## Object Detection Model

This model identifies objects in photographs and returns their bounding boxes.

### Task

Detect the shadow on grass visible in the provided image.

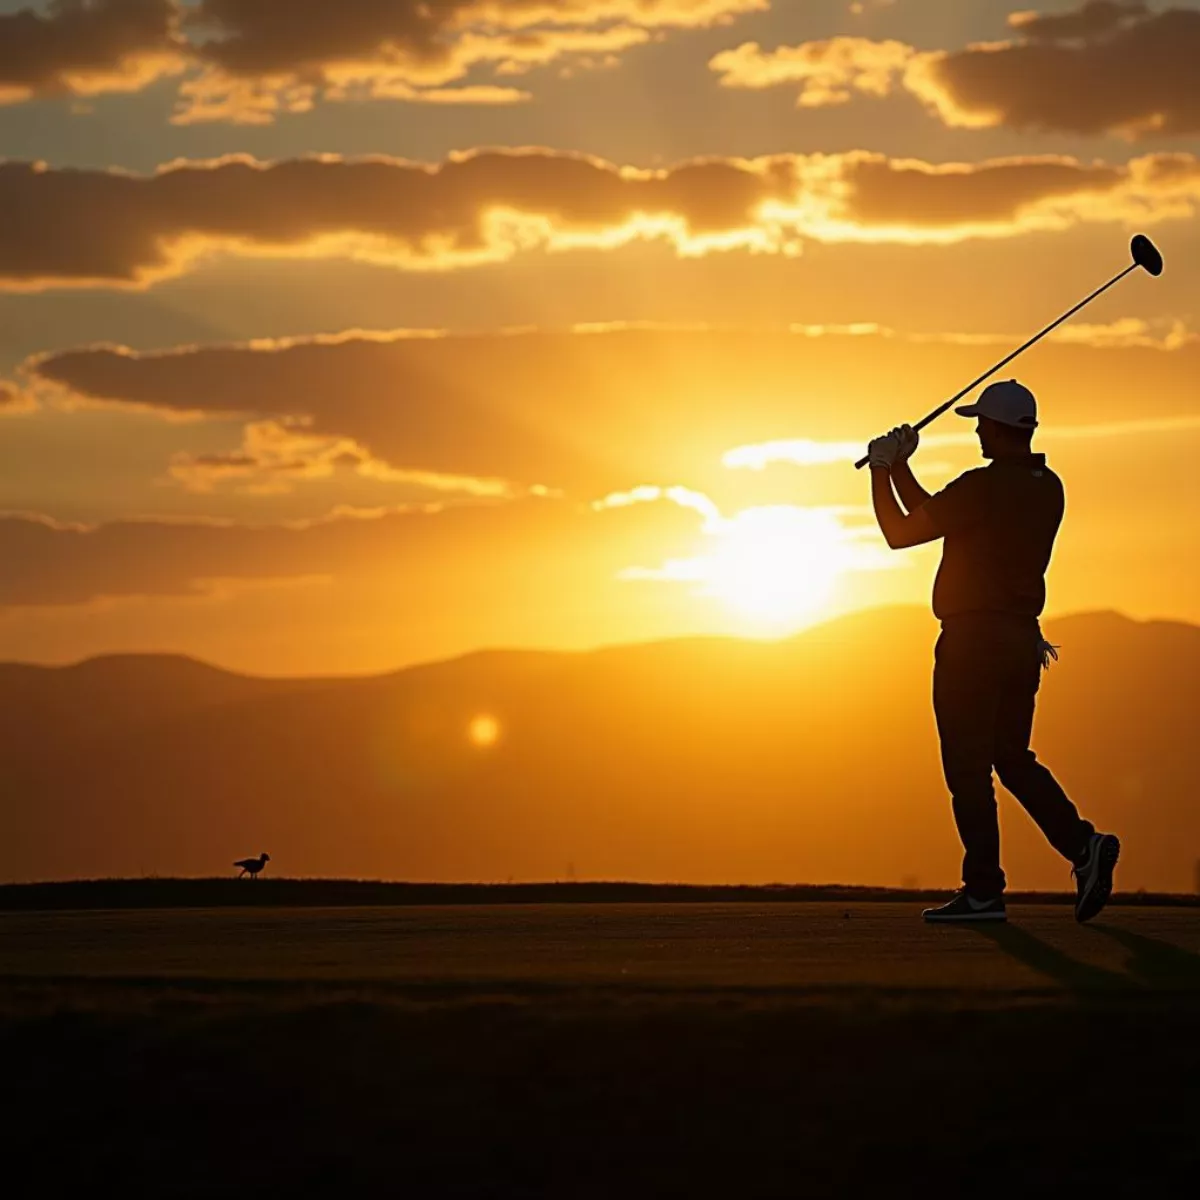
[1087,925,1200,989]
[966,923,1131,994]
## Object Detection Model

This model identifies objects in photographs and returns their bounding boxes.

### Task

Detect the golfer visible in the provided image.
[867,380,1119,923]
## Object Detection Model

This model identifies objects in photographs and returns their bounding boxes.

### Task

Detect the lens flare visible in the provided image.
[468,714,501,747]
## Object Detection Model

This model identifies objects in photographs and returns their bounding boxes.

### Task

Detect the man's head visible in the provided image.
[955,379,1037,459]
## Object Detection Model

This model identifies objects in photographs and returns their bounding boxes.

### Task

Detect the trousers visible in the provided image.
[932,613,1093,898]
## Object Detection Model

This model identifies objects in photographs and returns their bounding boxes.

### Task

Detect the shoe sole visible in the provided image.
[1075,834,1120,923]
[923,910,1007,923]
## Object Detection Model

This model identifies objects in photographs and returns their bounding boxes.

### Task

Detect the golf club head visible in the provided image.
[1131,233,1163,277]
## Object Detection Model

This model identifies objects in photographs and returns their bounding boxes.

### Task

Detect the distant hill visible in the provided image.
[0,654,339,756]
[1,607,1196,892]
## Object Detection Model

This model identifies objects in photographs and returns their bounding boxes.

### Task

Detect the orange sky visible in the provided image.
[0,0,1197,675]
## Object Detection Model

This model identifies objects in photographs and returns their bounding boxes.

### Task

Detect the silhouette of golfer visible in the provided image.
[867,381,1119,923]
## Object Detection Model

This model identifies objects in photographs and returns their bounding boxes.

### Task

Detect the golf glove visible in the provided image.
[867,431,902,470]
[892,424,919,463]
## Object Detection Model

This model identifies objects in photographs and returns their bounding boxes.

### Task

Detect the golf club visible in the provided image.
[854,234,1164,469]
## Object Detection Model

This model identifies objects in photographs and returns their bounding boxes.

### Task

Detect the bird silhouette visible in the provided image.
[234,852,270,879]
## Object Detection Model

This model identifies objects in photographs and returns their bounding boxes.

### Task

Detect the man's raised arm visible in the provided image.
[867,430,941,550]
[890,425,931,514]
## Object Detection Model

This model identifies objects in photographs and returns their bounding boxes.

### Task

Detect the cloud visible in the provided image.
[0,484,896,651]
[166,417,517,498]
[165,419,374,495]
[0,381,38,414]
[27,322,1200,507]
[0,0,763,119]
[709,36,915,107]
[35,326,779,493]
[723,439,872,470]
[0,151,797,290]
[0,0,186,104]
[834,152,1124,230]
[724,413,1200,470]
[810,149,1200,242]
[176,9,676,119]
[4,148,1199,292]
[1044,317,1197,350]
[0,492,705,608]
[593,484,722,524]
[184,0,758,77]
[171,72,533,124]
[910,4,1200,137]
[715,6,1200,139]
[1006,1,1147,42]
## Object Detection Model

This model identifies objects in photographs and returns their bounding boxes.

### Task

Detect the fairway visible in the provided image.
[4,900,1199,1196]
[4,901,1200,999]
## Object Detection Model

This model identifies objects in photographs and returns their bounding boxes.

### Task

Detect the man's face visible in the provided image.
[977,417,998,459]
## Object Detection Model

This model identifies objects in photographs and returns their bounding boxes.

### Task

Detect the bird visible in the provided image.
[234,853,270,879]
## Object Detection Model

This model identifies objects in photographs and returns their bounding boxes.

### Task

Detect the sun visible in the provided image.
[697,506,854,631]
[615,497,893,634]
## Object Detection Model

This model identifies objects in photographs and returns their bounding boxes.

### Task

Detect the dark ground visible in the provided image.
[4,876,1199,910]
[4,897,1199,1197]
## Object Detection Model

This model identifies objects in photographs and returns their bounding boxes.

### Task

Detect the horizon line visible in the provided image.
[0,603,1194,681]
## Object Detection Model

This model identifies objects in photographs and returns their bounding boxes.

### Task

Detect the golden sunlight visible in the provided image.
[620,504,892,633]
[702,506,847,628]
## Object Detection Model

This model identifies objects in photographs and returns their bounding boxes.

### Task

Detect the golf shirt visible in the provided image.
[922,453,1064,622]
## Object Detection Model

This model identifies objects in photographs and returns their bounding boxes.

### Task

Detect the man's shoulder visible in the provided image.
[983,458,1062,480]
[993,458,1064,486]
[946,466,991,490]
[1036,463,1066,505]
[924,466,991,534]
[927,466,989,509]
[989,457,1066,511]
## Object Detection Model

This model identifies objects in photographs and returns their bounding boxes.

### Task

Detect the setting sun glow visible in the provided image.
[621,504,891,633]
[703,507,849,628]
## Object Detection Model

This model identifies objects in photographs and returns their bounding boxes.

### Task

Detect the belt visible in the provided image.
[939,611,1061,670]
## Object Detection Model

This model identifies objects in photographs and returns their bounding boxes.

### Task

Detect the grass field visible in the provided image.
[4,896,1198,1196]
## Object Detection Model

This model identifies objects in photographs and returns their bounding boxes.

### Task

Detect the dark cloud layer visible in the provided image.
[4,149,1197,291]
[713,5,1200,140]
[33,327,832,492]
[839,153,1125,226]
[185,0,746,73]
[1007,1,1147,42]
[0,0,761,116]
[915,4,1200,136]
[0,0,182,101]
[30,324,1200,501]
[0,381,33,411]
[0,495,703,607]
[0,151,790,288]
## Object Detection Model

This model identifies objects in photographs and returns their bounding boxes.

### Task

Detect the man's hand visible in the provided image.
[888,423,930,512]
[893,424,919,463]
[867,431,902,470]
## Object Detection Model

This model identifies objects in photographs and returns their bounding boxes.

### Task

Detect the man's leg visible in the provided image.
[992,638,1093,864]
[933,627,1006,899]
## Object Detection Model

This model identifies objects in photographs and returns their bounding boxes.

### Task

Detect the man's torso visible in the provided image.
[923,454,1064,622]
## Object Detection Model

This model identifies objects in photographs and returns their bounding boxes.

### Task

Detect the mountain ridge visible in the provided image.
[2,605,1195,892]
[3,603,1190,681]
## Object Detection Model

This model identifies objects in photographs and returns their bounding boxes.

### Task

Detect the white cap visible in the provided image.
[955,380,1038,429]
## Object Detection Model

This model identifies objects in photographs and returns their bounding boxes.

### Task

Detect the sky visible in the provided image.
[1,0,1197,676]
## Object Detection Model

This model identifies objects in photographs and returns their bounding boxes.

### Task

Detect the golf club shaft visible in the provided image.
[853,261,1139,469]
